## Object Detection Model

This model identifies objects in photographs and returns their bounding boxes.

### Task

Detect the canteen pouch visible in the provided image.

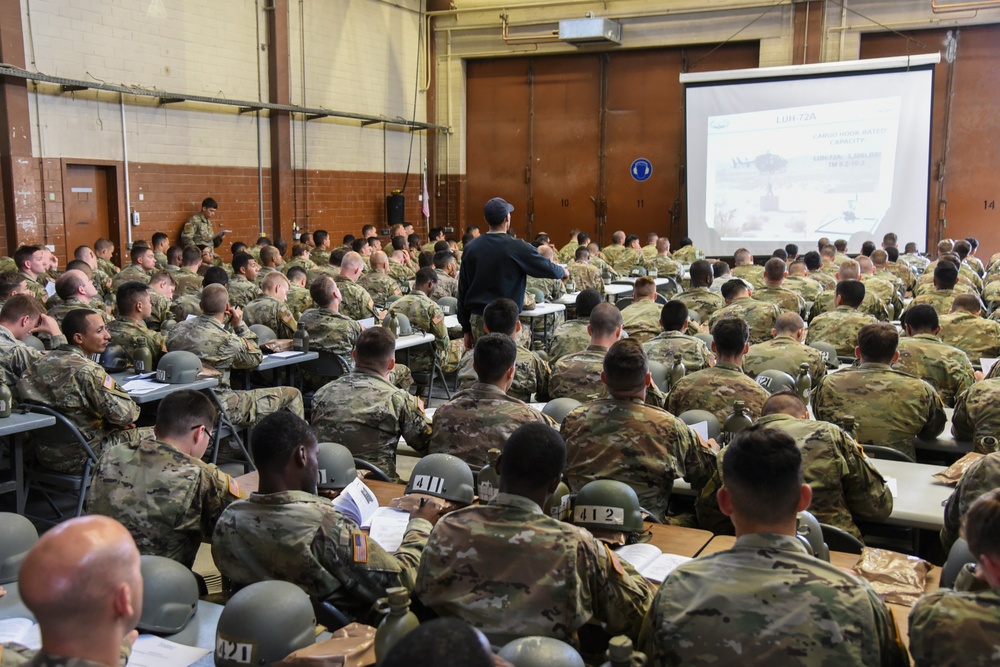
[276,622,376,667]
[852,547,933,606]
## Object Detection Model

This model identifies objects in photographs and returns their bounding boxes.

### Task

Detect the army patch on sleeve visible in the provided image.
[227,475,241,497]
[367,299,375,310]
[282,310,293,323]
[432,312,444,325]
[352,532,369,563]
[102,374,115,390]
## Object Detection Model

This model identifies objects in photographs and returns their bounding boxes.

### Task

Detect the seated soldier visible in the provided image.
[430,333,551,467]
[311,326,431,480]
[456,298,550,402]
[645,238,682,280]
[282,242,315,274]
[284,265,313,319]
[243,271,298,339]
[806,280,878,356]
[754,257,806,315]
[333,251,378,320]
[165,284,303,428]
[172,245,204,297]
[809,258,889,322]
[620,276,663,344]
[708,279,780,345]
[110,243,155,292]
[388,267,462,375]
[144,270,176,331]
[107,281,167,367]
[47,269,109,325]
[526,244,568,303]
[675,259,724,323]
[0,271,31,310]
[550,288,602,364]
[709,259,734,294]
[894,304,976,408]
[667,317,768,425]
[86,390,246,568]
[730,247,765,290]
[297,276,361,358]
[642,300,714,372]
[639,427,907,666]
[359,251,403,306]
[857,254,903,318]
[811,322,946,460]
[953,378,1000,455]
[429,250,459,300]
[227,252,263,309]
[904,261,961,317]
[939,293,1000,361]
[612,234,646,275]
[910,488,1000,666]
[754,391,892,539]
[416,422,653,647]
[212,411,444,622]
[671,237,703,264]
[0,295,63,402]
[561,339,718,523]
[744,312,826,382]
[783,258,823,302]
[18,309,149,473]
[254,244,284,287]
[940,451,1000,552]
[566,244,605,294]
[14,244,50,305]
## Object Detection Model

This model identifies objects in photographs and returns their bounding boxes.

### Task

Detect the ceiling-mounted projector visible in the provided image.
[558,17,622,45]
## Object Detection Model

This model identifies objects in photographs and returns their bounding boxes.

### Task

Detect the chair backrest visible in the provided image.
[819,522,865,555]
[941,538,976,588]
[860,444,914,463]
[656,276,683,297]
[22,405,98,465]
[300,352,353,380]
[654,293,668,305]
[615,296,634,311]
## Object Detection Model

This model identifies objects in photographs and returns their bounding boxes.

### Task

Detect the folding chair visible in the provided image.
[20,405,98,523]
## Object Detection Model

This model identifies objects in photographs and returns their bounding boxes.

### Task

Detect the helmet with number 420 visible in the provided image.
[572,479,644,534]
[405,453,474,504]
[214,580,315,667]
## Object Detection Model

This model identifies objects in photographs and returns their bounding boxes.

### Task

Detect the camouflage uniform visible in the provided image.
[753,285,806,315]
[894,333,975,407]
[621,300,663,344]
[674,287,725,323]
[671,245,703,264]
[951,380,1000,454]
[914,274,977,298]
[297,308,362,357]
[92,267,115,302]
[899,252,930,273]
[808,269,838,293]
[707,296,781,345]
[982,280,1000,312]
[180,213,214,248]
[243,295,298,339]
[549,318,591,364]
[311,368,431,481]
[212,490,431,617]
[885,262,917,293]
[456,343,550,403]
[755,413,893,538]
[388,291,457,374]
[562,398,718,522]
[526,275,567,303]
[907,286,963,316]
[86,437,243,568]
[550,345,666,407]
[811,362,946,460]
[861,274,903,318]
[429,383,552,467]
[783,275,823,302]
[145,290,172,331]
[557,240,579,264]
[642,331,714,373]
[387,260,415,284]
[743,334,826,383]
[938,311,1000,361]
[805,306,878,356]
[360,271,403,306]
[333,276,378,321]
[809,289,889,322]
[645,256,682,280]
[613,248,646,275]
[565,260,604,293]
[312,249,331,266]
[589,255,619,281]
[169,294,202,322]
[165,315,303,427]
[109,264,150,292]
[282,257,315,275]
[909,588,1000,667]
[415,493,653,647]
[20,272,48,305]
[97,257,119,277]
[429,269,458,300]
[285,284,312,320]
[172,267,203,298]
[940,451,1000,549]
[639,533,907,667]
[153,250,168,270]
[0,324,65,401]
[106,318,166,367]
[17,345,145,473]
[47,298,110,327]
[254,265,277,288]
[666,362,768,426]
[731,264,765,290]
[227,275,263,310]
[602,244,626,266]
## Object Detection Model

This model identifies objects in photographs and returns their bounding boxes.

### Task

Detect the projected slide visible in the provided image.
[706,97,900,242]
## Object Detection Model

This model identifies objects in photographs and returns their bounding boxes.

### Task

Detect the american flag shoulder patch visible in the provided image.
[352,532,369,563]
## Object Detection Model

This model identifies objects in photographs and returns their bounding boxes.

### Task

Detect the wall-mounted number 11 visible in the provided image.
[637,199,644,208]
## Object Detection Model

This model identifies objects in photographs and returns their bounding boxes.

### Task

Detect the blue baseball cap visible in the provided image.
[484,197,514,226]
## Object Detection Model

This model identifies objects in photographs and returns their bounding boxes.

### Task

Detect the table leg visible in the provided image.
[14,434,25,515]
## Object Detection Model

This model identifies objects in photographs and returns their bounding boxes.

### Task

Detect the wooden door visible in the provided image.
[62,163,120,264]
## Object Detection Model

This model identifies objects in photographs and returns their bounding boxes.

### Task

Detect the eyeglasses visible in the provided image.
[192,424,215,441]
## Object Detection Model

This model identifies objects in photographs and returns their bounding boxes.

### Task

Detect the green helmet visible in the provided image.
[0,512,38,584]
[215,581,315,667]
[572,480,645,534]
[437,296,458,315]
[527,287,546,304]
[316,442,357,491]
[541,397,581,425]
[94,344,129,372]
[677,409,721,441]
[754,369,796,395]
[169,294,202,321]
[497,637,584,667]
[383,311,413,337]
[249,324,277,344]
[405,453,474,504]
[159,319,178,335]
[23,335,44,352]
[156,350,202,384]
[694,332,715,349]
[542,481,571,521]
[138,555,199,634]
[647,360,669,392]
[808,341,840,369]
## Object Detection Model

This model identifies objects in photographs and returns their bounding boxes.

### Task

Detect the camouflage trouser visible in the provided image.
[36,425,153,474]
[389,365,413,390]
[217,387,304,427]
[471,313,532,349]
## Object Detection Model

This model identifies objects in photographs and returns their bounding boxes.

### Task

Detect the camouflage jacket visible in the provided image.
[172,267,203,298]
[938,311,1000,361]
[311,368,432,480]
[388,291,448,373]
[456,342,550,403]
[0,324,62,400]
[47,298,111,326]
[753,285,806,315]
[97,257,119,277]
[645,256,682,281]
[106,317,166,367]
[602,244,626,265]
[110,263,150,292]
[562,397,718,522]
[297,308,361,357]
[805,306,878,356]
[557,240,579,264]
[642,331,714,373]
[549,318,591,364]
[908,587,1000,667]
[415,492,653,647]
[621,300,664,345]
[674,287,725,323]
[86,437,242,568]
[894,333,975,408]
[671,245,704,263]
[360,271,404,306]
[429,269,458,300]
[550,345,666,408]
[952,381,1000,454]
[613,248,646,275]
[731,264,765,290]
[755,413,893,538]
[387,260,416,283]
[903,289,959,318]
[227,275,263,309]
[165,315,262,389]
[811,362,946,460]
[565,261,604,294]
[333,276,378,320]
[861,274,903,317]
[429,383,551,467]
[666,361,768,426]
[212,490,431,618]
[708,296,781,345]
[285,284,313,320]
[181,213,214,247]
[18,274,48,306]
[783,275,823,302]
[639,533,907,667]
[940,451,1000,550]
[743,334,826,383]
[526,275,567,303]
[809,289,889,322]
[243,295,298,340]
[145,290,172,331]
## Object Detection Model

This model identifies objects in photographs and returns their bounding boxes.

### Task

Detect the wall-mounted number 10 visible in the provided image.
[560,199,570,207]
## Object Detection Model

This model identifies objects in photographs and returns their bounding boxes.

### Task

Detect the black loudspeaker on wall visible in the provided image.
[386,193,405,226]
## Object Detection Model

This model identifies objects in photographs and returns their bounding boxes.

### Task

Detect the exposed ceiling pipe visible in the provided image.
[500,11,559,45]
[931,0,1000,13]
